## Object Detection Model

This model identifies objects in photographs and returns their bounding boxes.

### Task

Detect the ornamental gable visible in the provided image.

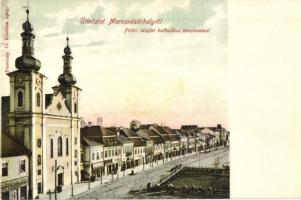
[45,92,71,117]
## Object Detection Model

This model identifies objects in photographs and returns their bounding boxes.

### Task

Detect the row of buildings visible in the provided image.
[0,10,229,200]
[79,122,230,181]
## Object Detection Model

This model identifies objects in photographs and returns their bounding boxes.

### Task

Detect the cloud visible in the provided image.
[73,40,106,47]
[43,32,61,37]
[159,0,226,28]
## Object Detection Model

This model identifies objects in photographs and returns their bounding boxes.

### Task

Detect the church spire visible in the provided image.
[58,37,77,86]
[15,9,41,71]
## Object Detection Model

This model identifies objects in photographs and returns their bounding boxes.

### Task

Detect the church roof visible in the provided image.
[1,134,30,158]
[1,96,9,134]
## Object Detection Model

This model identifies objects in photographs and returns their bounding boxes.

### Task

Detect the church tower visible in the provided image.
[7,9,45,198]
[45,37,82,191]
[53,37,80,117]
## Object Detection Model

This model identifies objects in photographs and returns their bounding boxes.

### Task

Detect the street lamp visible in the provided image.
[88,174,91,189]
[100,168,103,184]
[117,164,119,179]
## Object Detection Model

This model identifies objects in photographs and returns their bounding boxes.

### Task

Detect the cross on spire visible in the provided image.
[66,36,69,46]
[26,9,29,21]
[22,0,31,21]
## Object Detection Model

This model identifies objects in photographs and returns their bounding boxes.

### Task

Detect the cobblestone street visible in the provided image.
[70,147,229,199]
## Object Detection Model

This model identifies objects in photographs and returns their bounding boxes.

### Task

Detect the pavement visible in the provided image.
[38,146,229,199]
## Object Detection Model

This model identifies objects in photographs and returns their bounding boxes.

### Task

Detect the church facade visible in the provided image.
[4,10,81,198]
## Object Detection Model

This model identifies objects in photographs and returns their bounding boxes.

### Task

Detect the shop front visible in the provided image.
[1,177,28,200]
[92,161,104,180]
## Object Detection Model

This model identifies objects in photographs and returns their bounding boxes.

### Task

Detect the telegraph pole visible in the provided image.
[54,160,57,200]
[100,169,103,184]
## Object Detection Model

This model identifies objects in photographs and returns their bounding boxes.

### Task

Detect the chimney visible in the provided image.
[97,117,102,126]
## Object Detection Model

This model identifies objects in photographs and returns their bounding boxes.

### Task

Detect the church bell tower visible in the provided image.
[7,9,46,198]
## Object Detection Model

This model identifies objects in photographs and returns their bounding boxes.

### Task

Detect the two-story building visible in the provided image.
[136,128,164,163]
[81,126,122,176]
[175,130,188,156]
[162,127,181,158]
[181,125,198,153]
[200,128,218,148]
[136,129,154,164]
[116,134,134,171]
[1,134,30,200]
[119,128,146,168]
[148,125,174,160]
[80,136,104,181]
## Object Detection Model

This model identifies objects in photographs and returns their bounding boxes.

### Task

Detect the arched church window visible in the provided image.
[58,136,63,157]
[37,155,41,165]
[36,93,41,107]
[74,103,77,113]
[50,139,54,158]
[37,139,41,148]
[66,138,69,156]
[18,91,23,107]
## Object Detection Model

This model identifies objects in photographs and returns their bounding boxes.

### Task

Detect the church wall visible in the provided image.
[42,116,81,192]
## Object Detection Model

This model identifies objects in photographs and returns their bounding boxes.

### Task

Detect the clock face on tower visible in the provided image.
[36,77,41,86]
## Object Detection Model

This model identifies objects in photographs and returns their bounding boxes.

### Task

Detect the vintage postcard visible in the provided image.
[0,0,229,199]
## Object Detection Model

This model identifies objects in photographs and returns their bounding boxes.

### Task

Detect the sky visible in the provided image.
[2,0,228,129]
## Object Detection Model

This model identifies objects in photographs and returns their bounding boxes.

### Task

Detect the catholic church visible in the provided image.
[1,10,81,199]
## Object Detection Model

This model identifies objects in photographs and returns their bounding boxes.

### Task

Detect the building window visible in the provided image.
[50,139,54,158]
[115,149,117,156]
[75,150,78,158]
[18,91,23,107]
[97,152,99,160]
[20,160,26,173]
[75,137,78,145]
[2,162,8,176]
[58,136,63,157]
[92,153,94,160]
[37,138,41,148]
[74,103,77,113]
[66,138,69,156]
[37,182,42,194]
[36,92,41,107]
[37,155,41,166]
[37,169,41,175]
[20,186,27,199]
[2,191,9,200]
[105,151,107,158]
